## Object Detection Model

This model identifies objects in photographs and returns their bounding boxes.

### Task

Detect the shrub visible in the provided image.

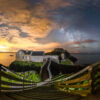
[9,61,42,73]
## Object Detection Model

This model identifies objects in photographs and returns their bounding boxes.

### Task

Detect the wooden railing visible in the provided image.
[0,61,100,96]
[55,62,100,96]
[0,65,36,92]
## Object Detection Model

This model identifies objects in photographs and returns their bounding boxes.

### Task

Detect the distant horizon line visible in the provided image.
[0,52,100,54]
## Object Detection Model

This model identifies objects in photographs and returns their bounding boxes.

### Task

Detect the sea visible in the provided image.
[0,52,100,67]
[71,53,100,65]
[0,52,16,67]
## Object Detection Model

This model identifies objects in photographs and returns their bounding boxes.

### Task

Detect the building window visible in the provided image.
[39,56,42,62]
[23,56,25,61]
[27,56,29,61]
[31,56,34,61]
[19,51,22,55]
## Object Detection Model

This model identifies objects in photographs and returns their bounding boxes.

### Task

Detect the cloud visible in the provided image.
[20,18,52,38]
[0,0,99,53]
[0,0,53,38]
[19,32,29,38]
[0,0,29,23]
[63,39,97,47]
[8,42,60,52]
[42,0,71,10]
[0,0,55,52]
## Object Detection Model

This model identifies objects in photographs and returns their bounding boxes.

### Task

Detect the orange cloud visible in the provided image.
[8,42,60,52]
[20,18,52,38]
[0,0,54,51]
[0,0,72,52]
[0,0,29,23]
[0,0,53,36]
[43,0,71,10]
[63,39,97,46]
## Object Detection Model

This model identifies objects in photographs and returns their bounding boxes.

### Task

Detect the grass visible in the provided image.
[1,71,29,83]
[11,61,43,67]
[1,70,41,88]
[1,71,23,87]
[16,71,41,82]
[61,59,73,65]
[9,61,43,72]
[33,62,43,67]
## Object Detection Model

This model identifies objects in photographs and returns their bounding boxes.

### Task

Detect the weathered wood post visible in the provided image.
[22,67,25,91]
[88,67,93,95]
[91,65,99,94]
[31,80,33,88]
[22,77,24,91]
[0,65,1,93]
[22,71,24,91]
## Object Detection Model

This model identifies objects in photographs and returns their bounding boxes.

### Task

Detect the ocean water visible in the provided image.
[0,52,16,67]
[71,53,100,65]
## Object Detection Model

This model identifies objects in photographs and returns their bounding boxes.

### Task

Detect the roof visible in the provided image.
[24,50,32,55]
[31,51,44,56]
[18,50,32,55]
[18,50,44,56]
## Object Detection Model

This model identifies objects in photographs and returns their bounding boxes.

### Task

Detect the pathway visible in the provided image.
[1,86,80,100]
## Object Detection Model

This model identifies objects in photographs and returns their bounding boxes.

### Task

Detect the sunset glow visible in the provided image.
[0,0,100,53]
[0,45,6,49]
[0,45,9,52]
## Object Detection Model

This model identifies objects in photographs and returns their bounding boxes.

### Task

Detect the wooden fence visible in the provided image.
[0,65,36,92]
[0,61,100,97]
[55,62,100,96]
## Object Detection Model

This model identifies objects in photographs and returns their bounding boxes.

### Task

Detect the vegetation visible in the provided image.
[46,48,77,63]
[9,61,43,73]
[1,70,41,88]
[46,48,70,56]
[16,71,41,82]
[8,61,42,83]
[1,71,24,87]
[61,59,73,65]
[33,62,43,67]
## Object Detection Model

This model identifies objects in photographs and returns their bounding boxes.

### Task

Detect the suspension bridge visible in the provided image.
[0,59,100,100]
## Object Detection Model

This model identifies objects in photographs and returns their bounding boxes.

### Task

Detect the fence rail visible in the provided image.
[0,60,51,93]
[55,62,100,96]
[0,65,36,92]
[0,61,100,97]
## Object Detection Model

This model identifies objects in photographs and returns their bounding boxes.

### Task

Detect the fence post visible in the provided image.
[23,76,24,91]
[91,65,99,94]
[31,80,33,88]
[0,65,1,93]
[87,67,93,94]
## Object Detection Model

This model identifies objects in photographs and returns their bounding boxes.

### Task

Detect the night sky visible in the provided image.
[0,0,100,53]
